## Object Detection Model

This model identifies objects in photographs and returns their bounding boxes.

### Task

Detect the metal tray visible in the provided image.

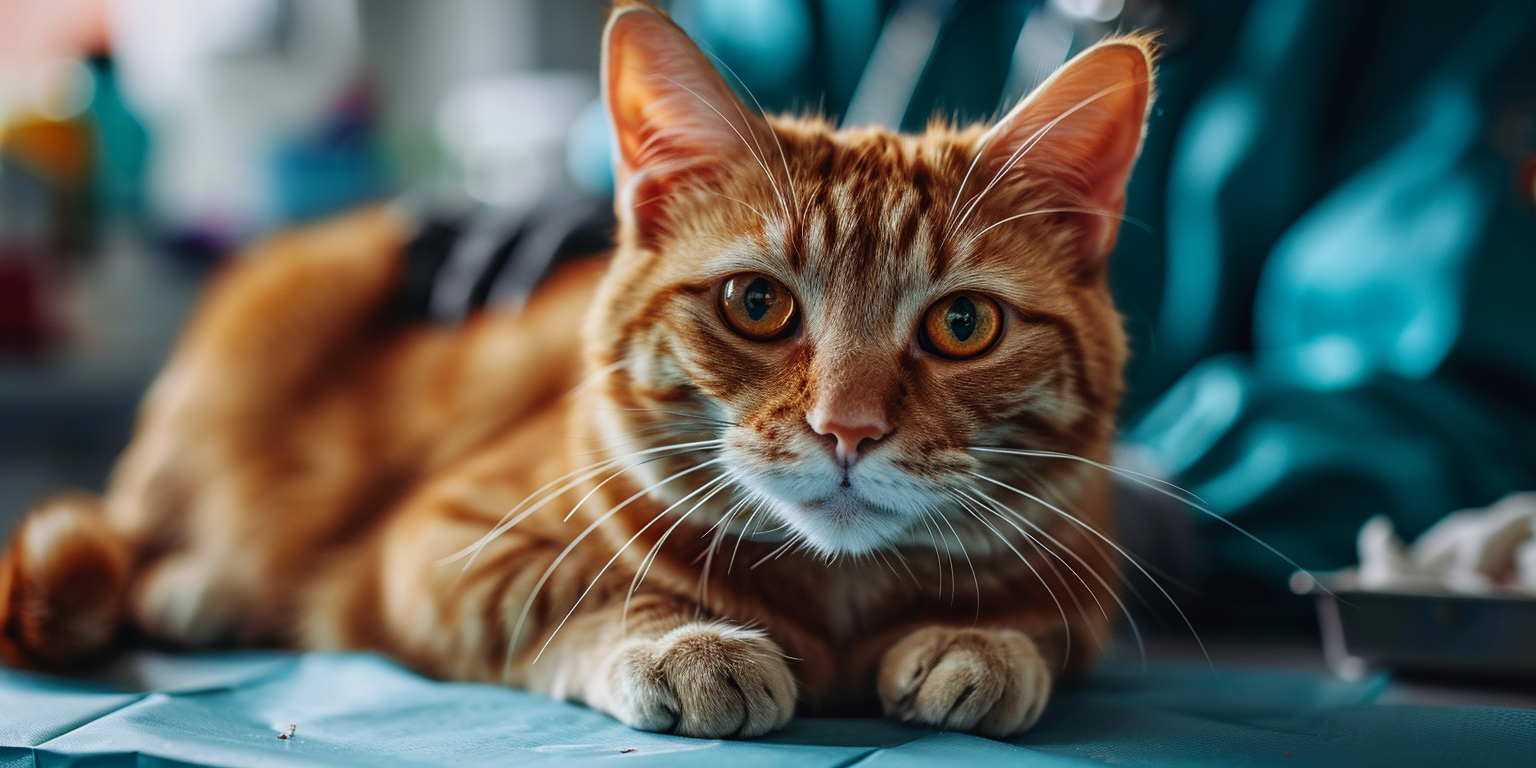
[1291,570,1536,682]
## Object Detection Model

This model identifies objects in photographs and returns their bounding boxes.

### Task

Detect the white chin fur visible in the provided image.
[767,492,913,557]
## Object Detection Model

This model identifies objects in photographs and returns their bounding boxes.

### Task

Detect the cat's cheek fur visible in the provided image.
[878,626,1053,737]
[589,622,797,738]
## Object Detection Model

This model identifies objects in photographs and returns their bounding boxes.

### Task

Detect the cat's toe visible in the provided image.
[132,553,239,645]
[878,626,1052,738]
[604,622,796,738]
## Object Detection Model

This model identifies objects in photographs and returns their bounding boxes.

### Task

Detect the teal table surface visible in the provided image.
[2,651,1531,767]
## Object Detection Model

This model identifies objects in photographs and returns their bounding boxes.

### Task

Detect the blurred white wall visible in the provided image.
[360,0,537,199]
[111,0,365,235]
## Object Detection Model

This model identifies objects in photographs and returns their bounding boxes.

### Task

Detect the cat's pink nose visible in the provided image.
[808,410,889,468]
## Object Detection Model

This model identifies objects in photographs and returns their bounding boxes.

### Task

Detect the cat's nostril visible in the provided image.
[808,412,889,468]
[818,430,841,457]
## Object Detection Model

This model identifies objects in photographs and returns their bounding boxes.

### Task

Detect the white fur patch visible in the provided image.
[21,503,88,573]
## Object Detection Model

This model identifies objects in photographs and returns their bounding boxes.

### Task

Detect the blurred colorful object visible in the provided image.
[270,86,388,225]
[0,239,56,354]
[436,72,595,212]
[110,0,388,252]
[0,0,109,248]
[0,54,98,355]
[2,112,94,252]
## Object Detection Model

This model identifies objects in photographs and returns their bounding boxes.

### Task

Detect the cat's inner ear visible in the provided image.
[973,36,1155,264]
[603,3,767,228]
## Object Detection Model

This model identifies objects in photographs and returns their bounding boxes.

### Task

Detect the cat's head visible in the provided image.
[586,1,1152,557]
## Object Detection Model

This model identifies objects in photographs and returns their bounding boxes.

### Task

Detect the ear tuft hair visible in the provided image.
[966,34,1158,263]
[602,1,770,232]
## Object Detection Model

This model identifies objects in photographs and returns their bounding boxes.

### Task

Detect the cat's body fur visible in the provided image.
[1,3,1153,739]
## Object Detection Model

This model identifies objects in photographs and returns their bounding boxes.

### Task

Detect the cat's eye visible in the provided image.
[921,292,1002,359]
[719,273,798,341]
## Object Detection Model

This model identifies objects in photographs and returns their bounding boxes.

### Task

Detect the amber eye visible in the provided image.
[719,273,798,340]
[921,292,1002,359]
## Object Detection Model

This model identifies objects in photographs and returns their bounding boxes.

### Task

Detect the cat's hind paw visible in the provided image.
[601,621,796,738]
[878,626,1052,738]
[0,493,128,671]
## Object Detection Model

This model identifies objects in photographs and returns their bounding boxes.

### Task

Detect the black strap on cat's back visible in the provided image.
[392,196,615,325]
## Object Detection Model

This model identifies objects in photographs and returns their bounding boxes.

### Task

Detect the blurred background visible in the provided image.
[0,0,617,532]
[2,0,1535,662]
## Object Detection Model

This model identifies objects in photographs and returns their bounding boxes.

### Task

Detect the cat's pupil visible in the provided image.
[946,296,977,341]
[744,278,775,322]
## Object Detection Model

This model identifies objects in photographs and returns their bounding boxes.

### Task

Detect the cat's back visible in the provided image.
[102,207,606,644]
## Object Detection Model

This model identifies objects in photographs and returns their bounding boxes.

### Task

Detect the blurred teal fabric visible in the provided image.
[1118,0,1536,611]
[4,651,1534,767]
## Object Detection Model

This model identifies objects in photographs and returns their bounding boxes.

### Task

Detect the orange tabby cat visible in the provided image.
[0,2,1154,739]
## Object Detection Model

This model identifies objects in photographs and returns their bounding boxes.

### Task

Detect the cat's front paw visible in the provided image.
[878,626,1052,737]
[601,622,796,738]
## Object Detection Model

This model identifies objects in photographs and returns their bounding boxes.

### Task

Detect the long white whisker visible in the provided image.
[724,494,774,574]
[973,446,1330,596]
[948,491,1072,669]
[655,75,791,223]
[700,48,798,212]
[711,191,773,224]
[573,422,716,452]
[565,360,625,402]
[945,139,992,235]
[933,510,981,620]
[915,507,946,599]
[926,506,959,604]
[1016,461,1201,615]
[970,446,1204,503]
[970,470,1212,669]
[624,478,733,630]
[605,407,737,428]
[462,439,723,553]
[875,546,918,587]
[954,488,1106,637]
[953,82,1139,238]
[750,536,799,569]
[535,475,728,666]
[963,487,1143,667]
[443,439,722,569]
[697,494,748,608]
[948,81,1146,245]
[754,518,792,536]
[890,547,919,587]
[728,500,768,575]
[703,493,751,537]
[587,422,716,442]
[508,458,723,674]
[782,534,810,562]
[628,188,774,225]
[962,207,1151,250]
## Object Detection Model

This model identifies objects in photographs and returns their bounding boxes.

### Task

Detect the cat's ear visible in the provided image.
[974,35,1155,265]
[603,2,767,230]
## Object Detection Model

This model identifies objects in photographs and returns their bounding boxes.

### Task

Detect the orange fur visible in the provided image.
[0,2,1155,739]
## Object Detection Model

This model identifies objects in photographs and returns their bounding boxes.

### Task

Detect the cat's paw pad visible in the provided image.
[878,627,1052,737]
[604,622,796,738]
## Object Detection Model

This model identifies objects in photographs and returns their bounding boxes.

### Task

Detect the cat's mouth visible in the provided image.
[800,487,895,516]
[761,484,919,557]
[719,439,948,555]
